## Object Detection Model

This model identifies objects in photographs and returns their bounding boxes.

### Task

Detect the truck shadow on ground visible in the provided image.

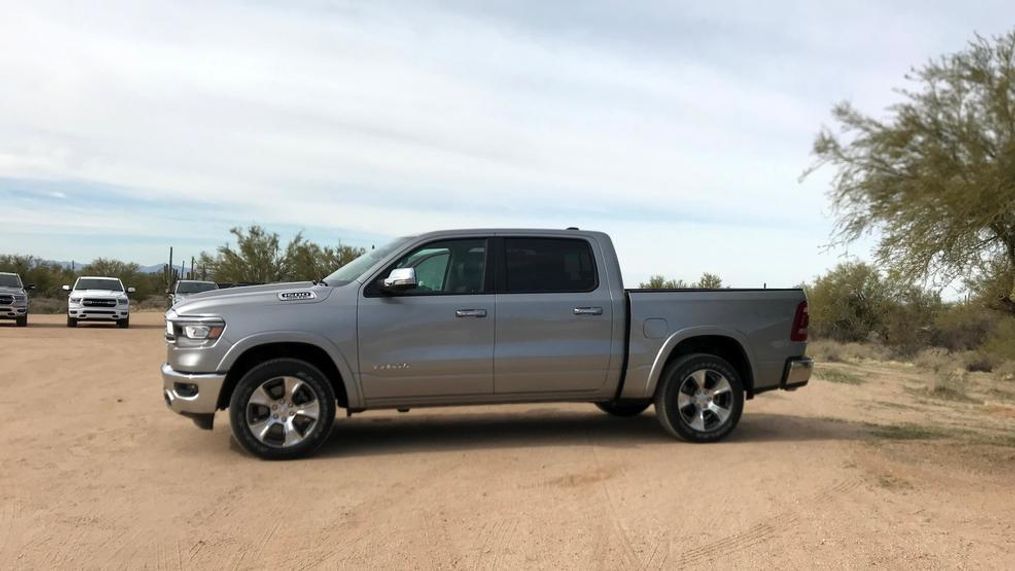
[312,410,863,459]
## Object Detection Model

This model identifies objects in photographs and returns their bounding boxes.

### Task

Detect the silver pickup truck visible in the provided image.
[163,229,812,459]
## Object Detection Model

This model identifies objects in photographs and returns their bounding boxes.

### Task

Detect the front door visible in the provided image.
[494,237,615,394]
[358,238,494,401]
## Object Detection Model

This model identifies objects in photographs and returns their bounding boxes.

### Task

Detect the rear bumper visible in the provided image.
[781,357,813,390]
[162,363,226,416]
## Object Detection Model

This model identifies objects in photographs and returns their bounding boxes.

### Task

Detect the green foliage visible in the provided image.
[638,272,722,289]
[807,30,1015,309]
[983,317,1015,362]
[806,262,941,353]
[931,303,996,351]
[806,262,888,342]
[199,225,366,283]
[0,255,76,297]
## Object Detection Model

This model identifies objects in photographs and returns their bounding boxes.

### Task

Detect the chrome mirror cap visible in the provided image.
[383,267,417,290]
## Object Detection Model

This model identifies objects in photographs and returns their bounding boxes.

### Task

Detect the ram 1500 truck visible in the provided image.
[168,279,219,308]
[63,276,136,328]
[0,272,33,327]
[163,229,812,460]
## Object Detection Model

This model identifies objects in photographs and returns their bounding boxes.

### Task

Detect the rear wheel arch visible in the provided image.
[655,334,754,398]
[217,342,350,411]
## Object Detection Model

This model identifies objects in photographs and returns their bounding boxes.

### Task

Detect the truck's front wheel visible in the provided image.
[654,353,744,443]
[228,358,336,460]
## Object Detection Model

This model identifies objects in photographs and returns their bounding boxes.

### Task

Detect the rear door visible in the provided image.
[357,237,495,400]
[493,236,615,394]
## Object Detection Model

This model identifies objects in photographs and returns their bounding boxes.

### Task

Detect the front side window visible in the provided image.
[379,238,488,295]
[504,238,597,293]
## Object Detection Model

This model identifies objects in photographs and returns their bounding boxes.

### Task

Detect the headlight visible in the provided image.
[118,297,129,305]
[69,297,81,303]
[181,324,224,339]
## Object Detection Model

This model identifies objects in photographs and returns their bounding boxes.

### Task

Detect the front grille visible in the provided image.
[83,298,117,307]
[0,295,12,306]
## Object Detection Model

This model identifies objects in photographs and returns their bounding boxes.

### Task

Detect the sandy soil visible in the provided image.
[2,313,1014,568]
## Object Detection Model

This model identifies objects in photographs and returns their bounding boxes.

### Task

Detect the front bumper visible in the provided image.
[69,305,129,320]
[162,363,226,417]
[0,305,27,318]
[782,357,813,390]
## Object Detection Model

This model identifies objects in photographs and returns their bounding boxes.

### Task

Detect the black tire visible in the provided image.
[117,318,130,329]
[67,316,77,328]
[15,316,27,327]
[654,353,744,443]
[228,358,336,460]
[595,401,651,417]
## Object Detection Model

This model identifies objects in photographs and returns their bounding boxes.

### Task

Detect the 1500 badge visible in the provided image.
[278,290,317,301]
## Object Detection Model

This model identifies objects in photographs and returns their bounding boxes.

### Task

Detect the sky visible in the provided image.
[2,1,1013,289]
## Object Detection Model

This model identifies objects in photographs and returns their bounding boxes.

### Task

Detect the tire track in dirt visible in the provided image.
[667,477,863,567]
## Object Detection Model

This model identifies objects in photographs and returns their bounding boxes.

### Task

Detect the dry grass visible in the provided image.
[815,367,865,385]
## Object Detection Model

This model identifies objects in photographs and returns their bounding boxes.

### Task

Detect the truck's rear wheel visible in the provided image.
[654,353,744,443]
[595,401,651,417]
[229,358,336,460]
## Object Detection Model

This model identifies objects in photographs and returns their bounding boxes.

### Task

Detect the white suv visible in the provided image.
[63,276,136,328]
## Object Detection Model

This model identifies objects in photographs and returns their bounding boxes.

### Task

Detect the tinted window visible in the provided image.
[385,239,487,295]
[504,238,597,293]
[0,274,21,288]
[75,278,123,291]
[176,281,218,294]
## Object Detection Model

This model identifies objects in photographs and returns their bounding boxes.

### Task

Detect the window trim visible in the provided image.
[363,237,493,298]
[497,236,600,295]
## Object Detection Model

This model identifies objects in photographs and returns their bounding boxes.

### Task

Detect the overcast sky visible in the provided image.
[2,1,1013,288]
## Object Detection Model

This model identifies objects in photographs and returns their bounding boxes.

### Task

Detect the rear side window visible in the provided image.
[504,238,597,293]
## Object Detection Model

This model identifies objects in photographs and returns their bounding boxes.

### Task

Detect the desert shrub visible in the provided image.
[806,263,888,342]
[982,317,1015,362]
[931,303,996,351]
[914,348,952,373]
[963,352,997,373]
[926,370,976,402]
[994,360,1015,381]
[807,339,892,363]
[29,297,66,314]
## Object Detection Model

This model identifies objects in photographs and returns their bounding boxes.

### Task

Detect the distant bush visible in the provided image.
[931,304,995,352]
[983,317,1015,362]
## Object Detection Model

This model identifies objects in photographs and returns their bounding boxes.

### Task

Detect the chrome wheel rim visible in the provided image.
[245,376,321,448]
[676,369,733,433]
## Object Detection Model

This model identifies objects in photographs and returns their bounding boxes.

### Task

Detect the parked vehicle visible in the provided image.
[168,280,219,308]
[63,276,135,328]
[162,229,812,460]
[0,272,33,327]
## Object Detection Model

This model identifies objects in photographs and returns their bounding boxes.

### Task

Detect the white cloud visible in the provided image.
[1,0,1013,288]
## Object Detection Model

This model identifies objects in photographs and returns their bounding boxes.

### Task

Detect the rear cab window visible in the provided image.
[503,237,598,293]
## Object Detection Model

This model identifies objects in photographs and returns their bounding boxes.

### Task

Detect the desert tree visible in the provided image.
[806,30,1015,311]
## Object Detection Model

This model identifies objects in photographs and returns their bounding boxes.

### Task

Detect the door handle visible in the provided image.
[573,306,603,316]
[455,308,488,318]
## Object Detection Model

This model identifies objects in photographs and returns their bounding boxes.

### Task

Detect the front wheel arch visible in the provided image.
[218,342,349,411]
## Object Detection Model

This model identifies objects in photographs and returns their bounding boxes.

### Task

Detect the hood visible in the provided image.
[72,289,125,296]
[0,286,25,295]
[173,281,334,315]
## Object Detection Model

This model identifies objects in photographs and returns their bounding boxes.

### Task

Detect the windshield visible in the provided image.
[76,278,123,291]
[321,237,413,286]
[177,281,218,294]
[0,274,21,288]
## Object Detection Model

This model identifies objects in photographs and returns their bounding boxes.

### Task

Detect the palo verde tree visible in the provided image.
[805,30,1015,312]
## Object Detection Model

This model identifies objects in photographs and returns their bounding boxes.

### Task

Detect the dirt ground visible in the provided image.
[2,313,1014,569]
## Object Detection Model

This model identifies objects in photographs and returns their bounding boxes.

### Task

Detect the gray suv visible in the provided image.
[0,272,32,327]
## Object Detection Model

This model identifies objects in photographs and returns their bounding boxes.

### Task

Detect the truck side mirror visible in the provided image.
[62,284,71,292]
[26,283,36,290]
[382,268,417,292]
[127,286,137,294]
[165,288,171,295]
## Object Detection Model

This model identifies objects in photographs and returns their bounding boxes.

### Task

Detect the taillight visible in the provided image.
[790,301,809,342]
